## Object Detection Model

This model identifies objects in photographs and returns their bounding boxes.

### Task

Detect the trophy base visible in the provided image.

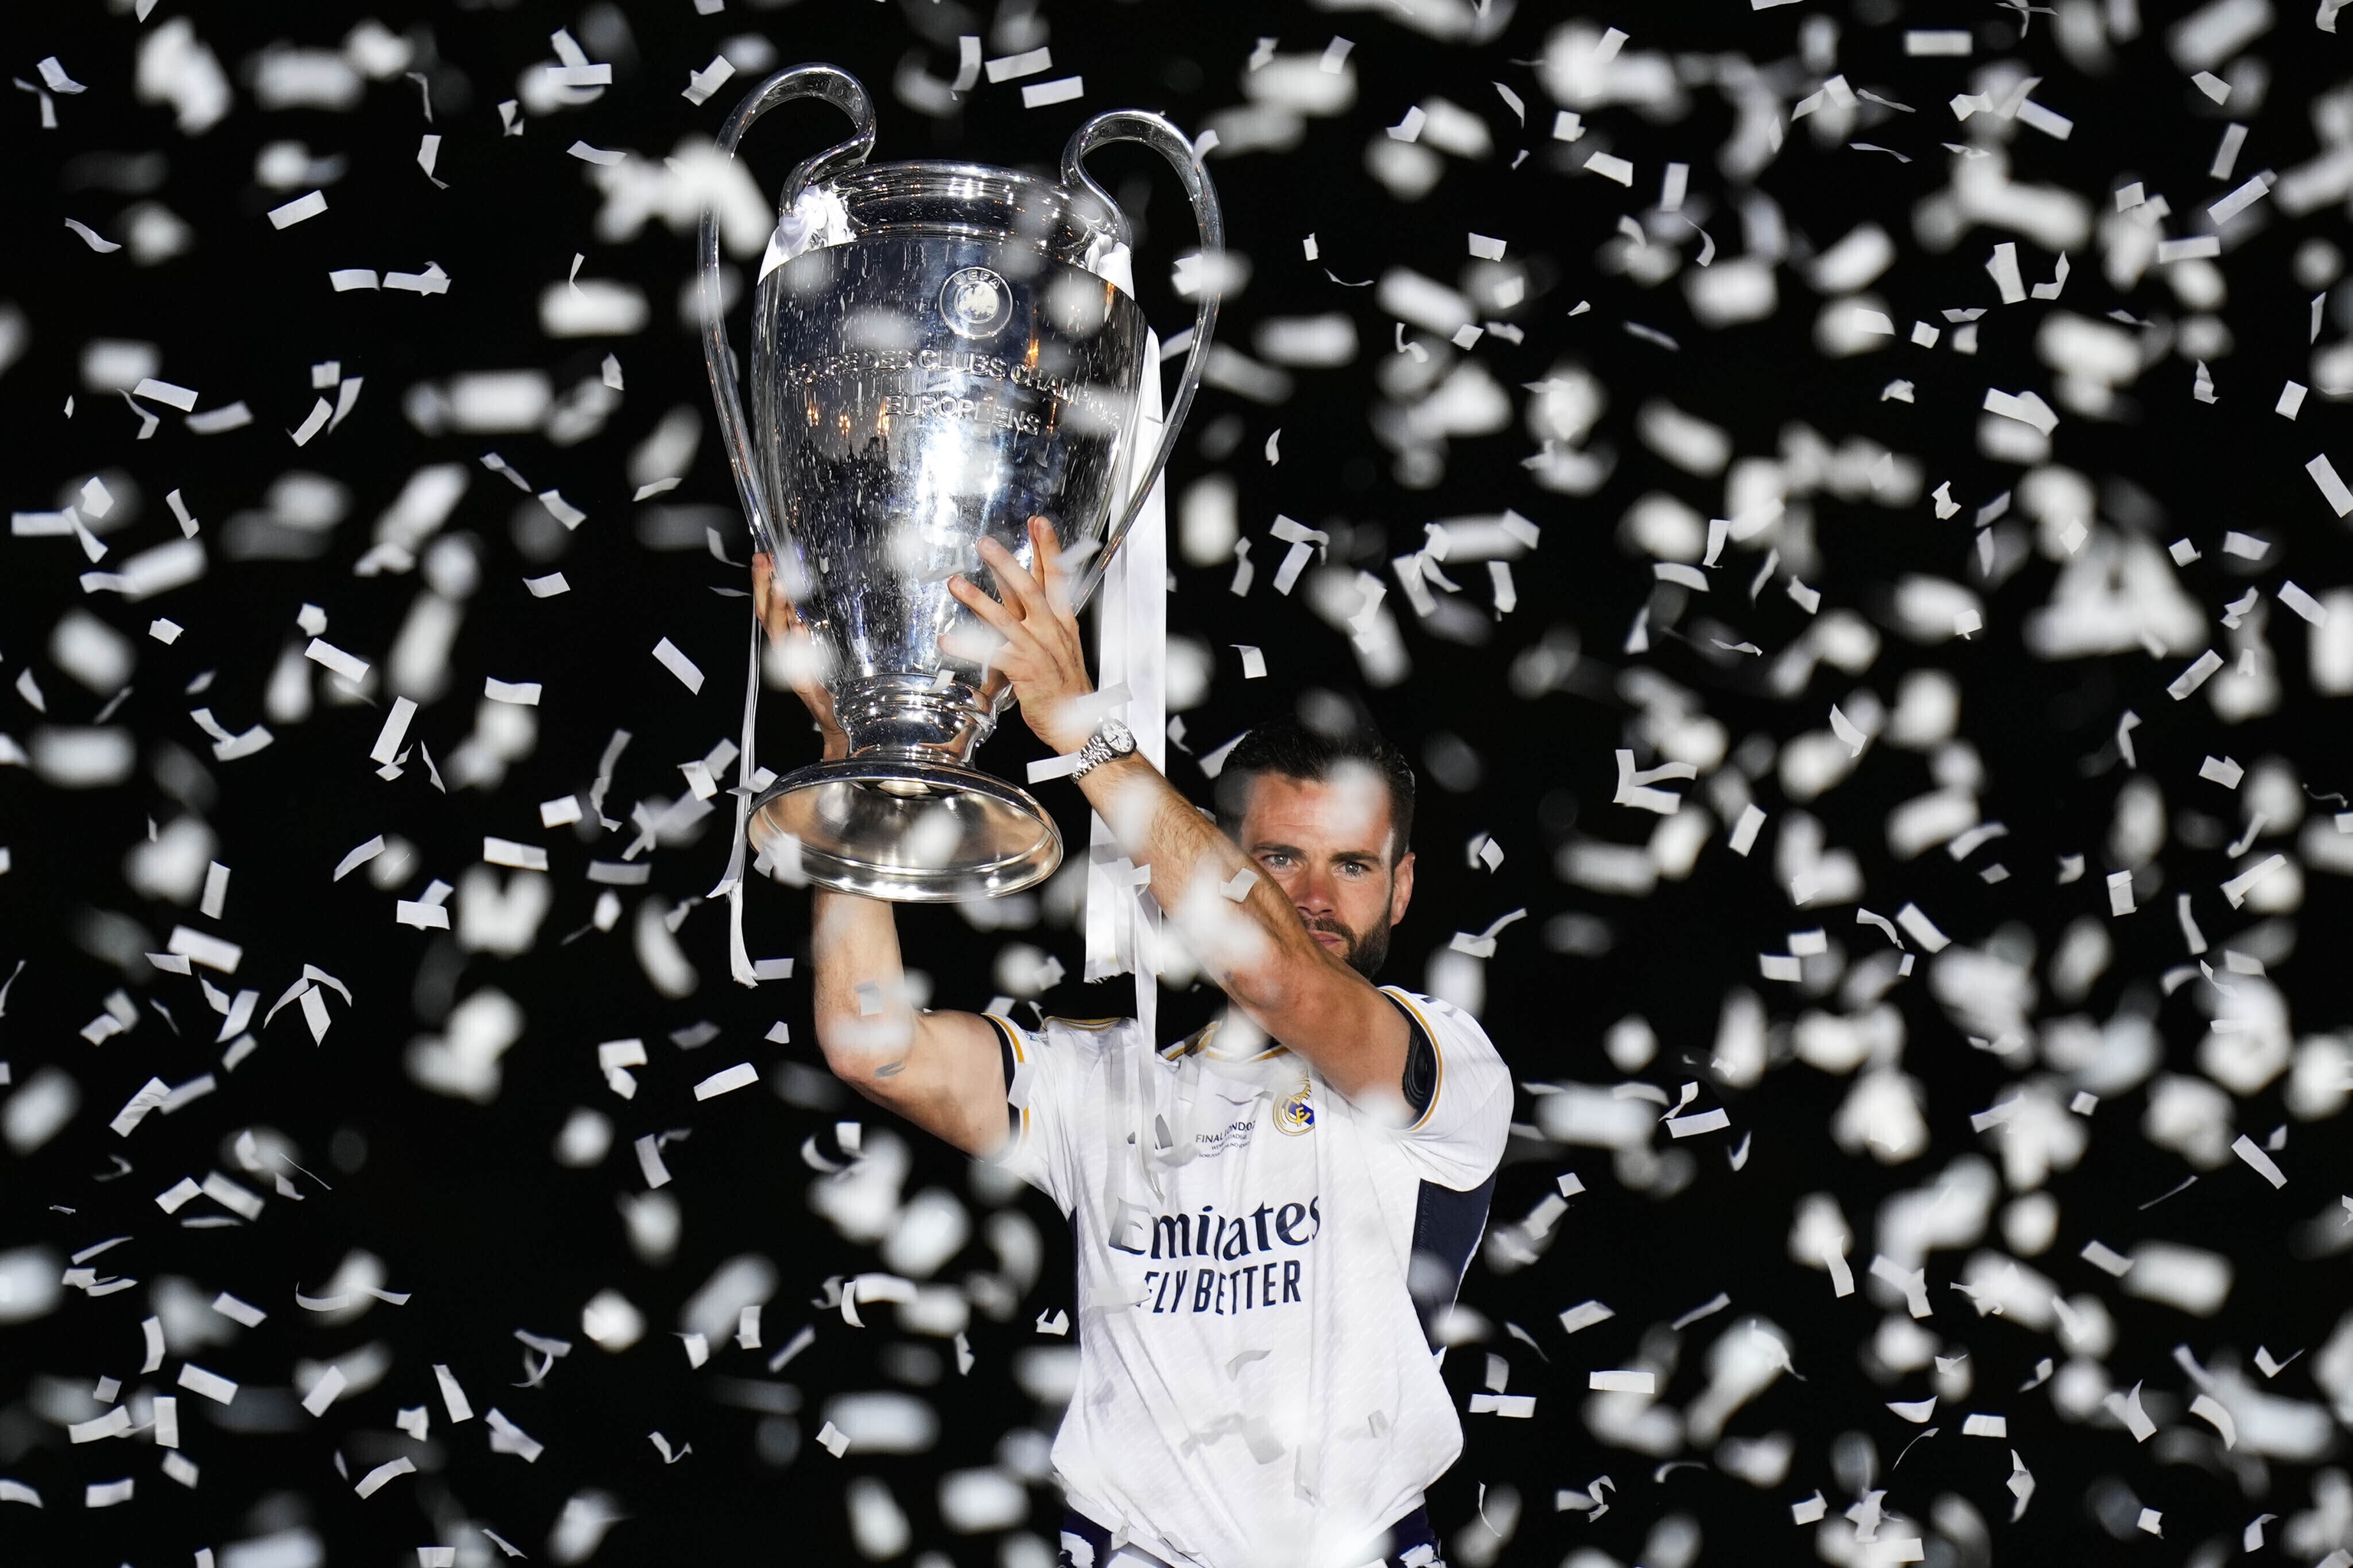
[747,757,1063,902]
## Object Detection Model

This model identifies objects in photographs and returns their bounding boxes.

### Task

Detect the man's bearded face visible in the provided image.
[1235,765,1411,980]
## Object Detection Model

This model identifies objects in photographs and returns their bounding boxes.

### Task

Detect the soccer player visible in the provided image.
[754,520,1510,1568]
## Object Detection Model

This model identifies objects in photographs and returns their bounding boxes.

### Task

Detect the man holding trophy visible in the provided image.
[708,66,1509,1568]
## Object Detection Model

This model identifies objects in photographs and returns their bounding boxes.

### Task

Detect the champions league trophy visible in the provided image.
[699,64,1222,902]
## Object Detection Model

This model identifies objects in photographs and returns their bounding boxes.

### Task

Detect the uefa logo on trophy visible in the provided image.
[697,64,1222,902]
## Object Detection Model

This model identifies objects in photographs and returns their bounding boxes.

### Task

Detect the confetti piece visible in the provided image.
[1021,77,1083,108]
[131,378,198,411]
[211,1291,266,1327]
[434,1364,473,1422]
[370,697,417,765]
[2107,871,2137,916]
[2279,581,2328,624]
[1892,904,1950,953]
[984,47,1052,81]
[635,1134,673,1188]
[354,1457,416,1498]
[176,1363,237,1405]
[482,837,548,871]
[2168,650,2224,699]
[2104,1380,2156,1441]
[2210,172,2275,224]
[1558,1301,1614,1334]
[167,926,242,974]
[2310,455,2353,516]
[538,489,585,529]
[2220,855,2287,908]
[1982,387,2058,436]
[1584,152,1635,185]
[681,55,736,106]
[652,637,703,693]
[267,191,328,229]
[694,1062,757,1100]
[1870,1255,1931,1318]
[485,1408,543,1462]
[2229,1134,2287,1188]
[303,638,368,683]
[2199,756,2244,787]
[64,218,122,254]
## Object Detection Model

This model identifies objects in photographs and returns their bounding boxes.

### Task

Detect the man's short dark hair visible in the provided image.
[1212,719,1416,864]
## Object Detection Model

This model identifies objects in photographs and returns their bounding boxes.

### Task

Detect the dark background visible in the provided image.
[5,1,2353,1564]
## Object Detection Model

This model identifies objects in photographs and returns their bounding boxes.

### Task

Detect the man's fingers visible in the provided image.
[947,571,1026,638]
[975,534,1051,622]
[973,538,1042,620]
[1029,516,1076,617]
[752,552,803,642]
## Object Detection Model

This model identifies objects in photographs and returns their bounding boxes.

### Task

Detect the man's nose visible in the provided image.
[1292,867,1337,915]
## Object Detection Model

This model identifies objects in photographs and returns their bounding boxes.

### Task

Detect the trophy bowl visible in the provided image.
[699,65,1221,902]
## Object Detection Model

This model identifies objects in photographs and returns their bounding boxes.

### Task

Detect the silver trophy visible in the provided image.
[698,64,1221,902]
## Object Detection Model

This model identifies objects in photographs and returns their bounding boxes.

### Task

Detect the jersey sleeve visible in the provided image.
[1379,988,1512,1191]
[982,1012,1089,1213]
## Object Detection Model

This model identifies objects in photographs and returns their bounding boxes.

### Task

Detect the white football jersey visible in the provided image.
[990,989,1511,1568]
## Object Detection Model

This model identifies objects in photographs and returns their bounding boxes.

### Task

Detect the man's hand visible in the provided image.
[947,516,1096,757]
[752,552,848,761]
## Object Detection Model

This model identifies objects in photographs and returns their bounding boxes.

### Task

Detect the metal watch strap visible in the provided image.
[1069,719,1131,780]
[1069,736,1105,780]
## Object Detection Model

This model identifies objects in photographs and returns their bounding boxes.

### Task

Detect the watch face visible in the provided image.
[1100,716,1136,752]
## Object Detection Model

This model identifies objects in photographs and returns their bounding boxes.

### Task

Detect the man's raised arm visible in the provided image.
[1077,755,1411,1115]
[944,520,1412,1118]
[753,551,1012,1160]
[807,890,1013,1159]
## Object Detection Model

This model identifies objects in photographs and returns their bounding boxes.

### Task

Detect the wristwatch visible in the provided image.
[1069,715,1137,779]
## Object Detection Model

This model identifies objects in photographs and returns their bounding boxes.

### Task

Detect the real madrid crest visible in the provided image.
[1275,1077,1315,1136]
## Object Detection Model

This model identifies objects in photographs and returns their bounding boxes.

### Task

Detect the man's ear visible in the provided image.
[1389,849,1415,928]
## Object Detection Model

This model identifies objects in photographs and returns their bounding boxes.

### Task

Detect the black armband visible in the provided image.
[1386,994,1438,1118]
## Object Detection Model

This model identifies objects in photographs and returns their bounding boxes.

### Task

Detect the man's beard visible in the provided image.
[1306,912,1389,980]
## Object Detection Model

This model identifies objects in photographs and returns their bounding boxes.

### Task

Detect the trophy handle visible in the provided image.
[1059,111,1224,611]
[699,65,878,559]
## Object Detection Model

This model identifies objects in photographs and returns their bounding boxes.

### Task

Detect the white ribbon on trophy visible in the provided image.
[1082,331,1168,1045]
[719,603,764,987]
